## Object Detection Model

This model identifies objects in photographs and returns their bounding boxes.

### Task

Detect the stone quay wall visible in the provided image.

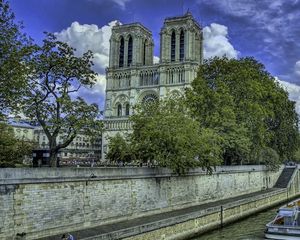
[125,167,300,240]
[0,166,282,239]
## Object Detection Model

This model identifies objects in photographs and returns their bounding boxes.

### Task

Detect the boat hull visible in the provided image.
[265,232,300,240]
[265,198,300,240]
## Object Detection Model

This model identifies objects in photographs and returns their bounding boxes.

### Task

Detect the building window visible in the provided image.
[127,36,132,66]
[119,37,124,67]
[143,40,147,65]
[117,104,122,117]
[142,94,158,105]
[180,30,184,61]
[125,104,130,116]
[171,31,176,62]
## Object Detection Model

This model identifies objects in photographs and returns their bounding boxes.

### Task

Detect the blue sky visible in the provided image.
[10,0,300,112]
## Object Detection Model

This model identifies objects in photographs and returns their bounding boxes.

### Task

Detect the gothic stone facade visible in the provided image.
[102,13,203,159]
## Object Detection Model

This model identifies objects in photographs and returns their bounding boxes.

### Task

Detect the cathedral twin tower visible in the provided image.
[102,12,203,156]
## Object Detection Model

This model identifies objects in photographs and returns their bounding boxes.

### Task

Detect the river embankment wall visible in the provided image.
[125,167,300,240]
[0,166,282,239]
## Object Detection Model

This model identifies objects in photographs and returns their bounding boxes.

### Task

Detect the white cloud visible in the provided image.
[87,0,130,9]
[55,21,118,74]
[276,77,300,115]
[112,0,130,9]
[203,23,239,59]
[55,21,120,108]
[153,56,160,64]
[76,75,106,105]
[198,0,300,44]
[295,61,300,76]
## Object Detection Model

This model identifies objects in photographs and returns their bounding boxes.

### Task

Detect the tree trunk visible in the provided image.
[49,138,58,167]
[49,150,58,167]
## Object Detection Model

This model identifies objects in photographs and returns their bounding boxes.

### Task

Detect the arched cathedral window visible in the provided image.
[142,94,158,105]
[180,30,184,61]
[143,40,147,65]
[127,36,132,66]
[171,31,176,62]
[125,104,130,116]
[119,37,124,67]
[117,104,122,117]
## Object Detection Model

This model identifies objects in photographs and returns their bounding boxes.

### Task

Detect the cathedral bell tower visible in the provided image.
[105,23,154,119]
[160,12,203,64]
[109,22,154,68]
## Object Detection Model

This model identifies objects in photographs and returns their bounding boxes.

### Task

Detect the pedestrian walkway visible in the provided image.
[38,188,283,240]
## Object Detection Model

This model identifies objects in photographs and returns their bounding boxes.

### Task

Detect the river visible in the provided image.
[192,207,278,240]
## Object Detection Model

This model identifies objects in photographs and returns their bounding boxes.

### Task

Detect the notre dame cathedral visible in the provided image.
[102,12,203,159]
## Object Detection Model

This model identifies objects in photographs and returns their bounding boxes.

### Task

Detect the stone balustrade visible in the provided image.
[104,118,132,131]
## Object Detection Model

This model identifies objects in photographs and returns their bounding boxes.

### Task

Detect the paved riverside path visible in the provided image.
[38,188,283,240]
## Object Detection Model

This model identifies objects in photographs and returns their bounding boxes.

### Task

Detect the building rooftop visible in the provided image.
[164,11,202,30]
[112,22,152,35]
[7,119,36,129]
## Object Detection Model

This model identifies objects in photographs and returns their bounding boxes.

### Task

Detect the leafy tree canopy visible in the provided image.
[128,95,223,174]
[0,123,35,167]
[20,34,103,167]
[106,133,134,164]
[0,0,34,115]
[186,57,299,165]
[259,147,280,171]
[0,1,103,167]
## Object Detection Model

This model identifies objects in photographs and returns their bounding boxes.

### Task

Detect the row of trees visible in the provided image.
[0,1,102,167]
[107,57,300,174]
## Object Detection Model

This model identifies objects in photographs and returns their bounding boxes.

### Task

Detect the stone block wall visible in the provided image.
[0,166,282,239]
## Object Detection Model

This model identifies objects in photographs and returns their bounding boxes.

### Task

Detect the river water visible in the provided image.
[192,207,278,240]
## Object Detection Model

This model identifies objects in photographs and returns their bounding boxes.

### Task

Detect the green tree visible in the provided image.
[259,147,280,171]
[21,34,103,167]
[266,87,300,161]
[130,96,223,174]
[187,57,299,165]
[0,0,34,115]
[0,123,35,167]
[106,133,134,164]
[186,58,251,165]
[293,148,300,163]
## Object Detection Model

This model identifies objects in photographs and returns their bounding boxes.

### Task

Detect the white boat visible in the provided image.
[265,199,300,239]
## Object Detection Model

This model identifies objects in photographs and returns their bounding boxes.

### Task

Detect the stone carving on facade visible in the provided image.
[107,100,111,108]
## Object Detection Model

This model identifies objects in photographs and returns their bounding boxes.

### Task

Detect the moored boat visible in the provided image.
[265,199,300,239]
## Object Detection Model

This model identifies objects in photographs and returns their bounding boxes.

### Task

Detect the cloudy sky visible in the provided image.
[10,0,300,112]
